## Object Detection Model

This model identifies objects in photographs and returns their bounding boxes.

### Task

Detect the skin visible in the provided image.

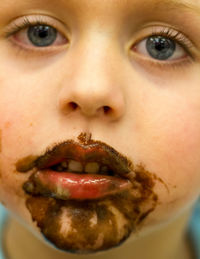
[0,0,200,258]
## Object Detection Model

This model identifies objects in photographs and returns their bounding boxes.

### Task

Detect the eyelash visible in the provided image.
[148,27,192,50]
[4,16,68,55]
[4,16,194,68]
[5,16,58,37]
[132,27,194,69]
[149,28,192,57]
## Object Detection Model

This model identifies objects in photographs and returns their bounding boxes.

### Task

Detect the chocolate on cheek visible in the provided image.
[15,155,38,173]
[16,134,165,254]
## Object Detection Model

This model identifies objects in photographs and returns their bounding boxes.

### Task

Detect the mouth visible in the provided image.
[23,140,134,201]
[17,135,159,254]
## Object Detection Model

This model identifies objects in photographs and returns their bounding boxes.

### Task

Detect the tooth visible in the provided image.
[85,162,100,174]
[61,161,68,168]
[68,160,83,173]
[55,165,65,172]
[101,165,109,174]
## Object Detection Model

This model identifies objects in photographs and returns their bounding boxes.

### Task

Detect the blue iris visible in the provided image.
[28,25,57,47]
[146,36,176,60]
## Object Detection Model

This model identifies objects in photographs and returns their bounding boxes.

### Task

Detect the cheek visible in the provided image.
[0,75,46,158]
[0,71,56,213]
[160,107,200,180]
[145,97,200,212]
[0,101,35,214]
[126,86,200,227]
[127,84,200,206]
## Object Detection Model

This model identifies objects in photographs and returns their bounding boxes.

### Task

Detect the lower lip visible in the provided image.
[25,170,132,200]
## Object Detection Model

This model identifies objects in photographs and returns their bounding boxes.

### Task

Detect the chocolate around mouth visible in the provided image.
[16,138,133,178]
[25,164,159,254]
[36,141,132,178]
[16,134,161,254]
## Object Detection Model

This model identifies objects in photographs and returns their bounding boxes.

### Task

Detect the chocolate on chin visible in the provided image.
[25,165,159,254]
[17,134,165,253]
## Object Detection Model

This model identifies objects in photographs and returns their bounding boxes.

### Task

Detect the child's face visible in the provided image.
[0,0,200,254]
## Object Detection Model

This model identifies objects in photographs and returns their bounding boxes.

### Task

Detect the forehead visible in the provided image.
[2,0,200,13]
[1,0,200,32]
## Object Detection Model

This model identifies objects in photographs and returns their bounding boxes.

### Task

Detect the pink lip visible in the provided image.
[23,170,132,200]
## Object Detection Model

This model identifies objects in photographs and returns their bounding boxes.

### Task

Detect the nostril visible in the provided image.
[104,106,111,114]
[68,102,78,110]
[62,102,114,117]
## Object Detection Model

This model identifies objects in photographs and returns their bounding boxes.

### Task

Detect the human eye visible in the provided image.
[131,26,194,67]
[4,15,69,53]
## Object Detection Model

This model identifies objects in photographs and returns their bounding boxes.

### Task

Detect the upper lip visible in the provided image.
[34,140,132,178]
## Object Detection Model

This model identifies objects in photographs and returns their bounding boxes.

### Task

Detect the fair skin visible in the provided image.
[0,0,200,258]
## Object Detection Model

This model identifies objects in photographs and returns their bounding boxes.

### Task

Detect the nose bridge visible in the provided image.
[73,30,117,82]
[58,31,125,120]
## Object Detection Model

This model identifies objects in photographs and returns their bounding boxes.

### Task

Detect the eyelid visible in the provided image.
[130,50,193,71]
[3,14,70,39]
[129,25,195,58]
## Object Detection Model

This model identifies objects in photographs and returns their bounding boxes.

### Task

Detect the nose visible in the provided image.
[57,37,125,121]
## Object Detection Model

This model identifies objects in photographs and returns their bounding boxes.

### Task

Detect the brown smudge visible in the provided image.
[152,173,170,194]
[16,132,166,253]
[25,164,160,254]
[78,132,92,145]
[15,132,134,177]
[15,155,38,172]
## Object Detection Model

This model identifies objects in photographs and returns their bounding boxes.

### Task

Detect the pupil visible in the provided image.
[38,28,48,38]
[28,25,57,47]
[146,36,176,60]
